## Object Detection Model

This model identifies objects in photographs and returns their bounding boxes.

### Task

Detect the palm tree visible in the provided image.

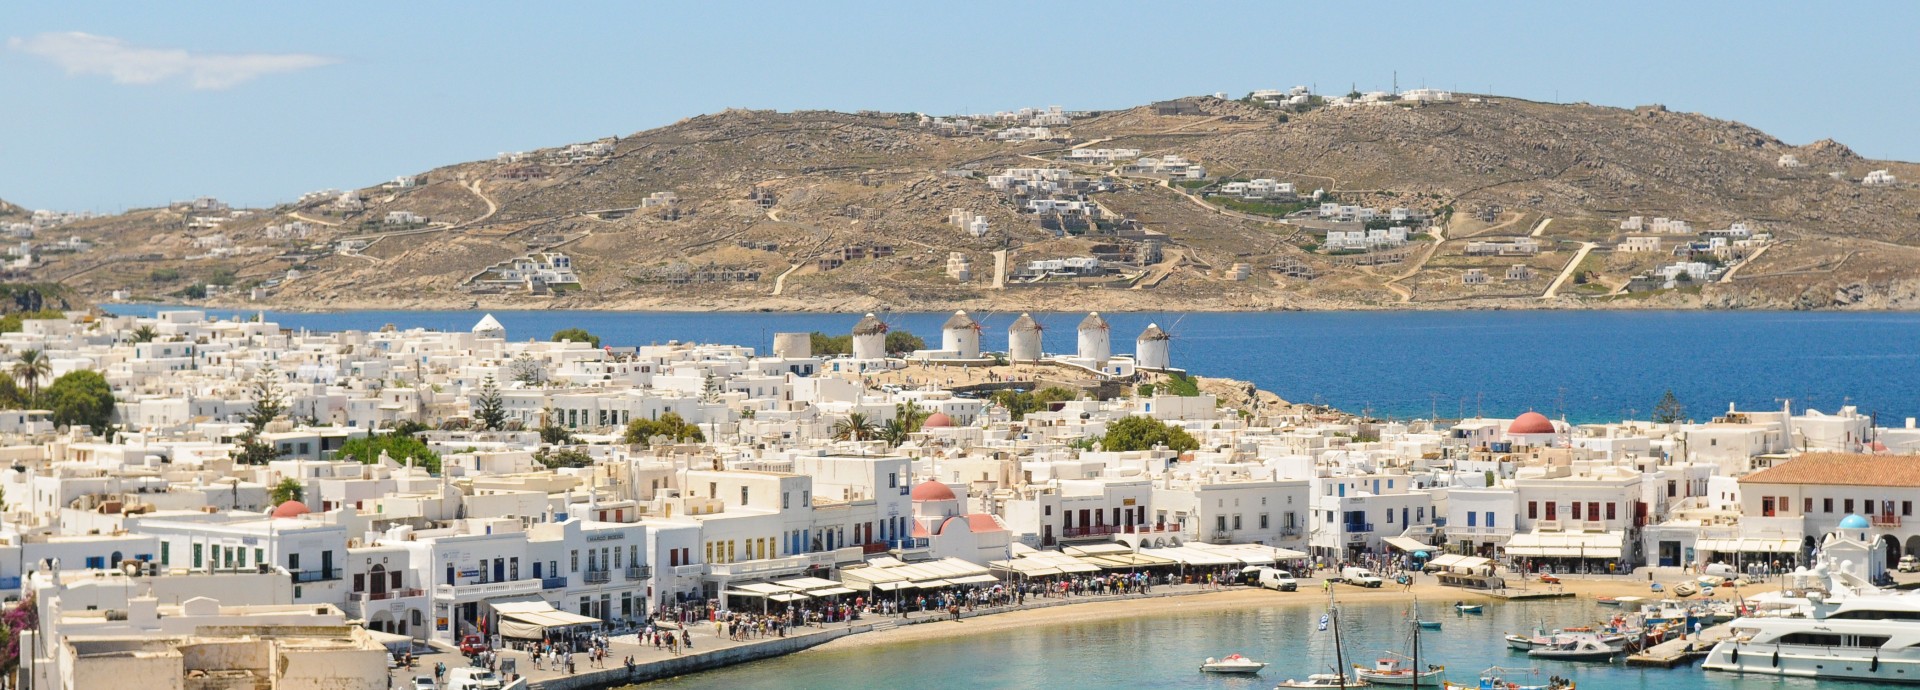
[12,350,50,404]
[831,413,879,442]
[129,325,159,344]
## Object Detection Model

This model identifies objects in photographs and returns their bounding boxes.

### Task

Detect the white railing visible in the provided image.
[433,578,540,601]
[705,555,808,578]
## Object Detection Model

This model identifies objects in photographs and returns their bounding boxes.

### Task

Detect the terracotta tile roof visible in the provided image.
[1740,453,1920,487]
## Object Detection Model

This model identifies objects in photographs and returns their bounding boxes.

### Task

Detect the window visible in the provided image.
[1866,500,1876,515]
[783,492,790,510]
[1216,516,1228,532]
[741,486,750,505]
[191,544,202,568]
[1232,515,1243,530]
[84,556,105,569]
[1467,512,1477,527]
[1528,502,1537,519]
[1825,498,1834,513]
[1259,514,1269,529]
[888,472,897,488]
[1588,502,1600,521]
[1386,509,1394,524]
[1606,503,1617,520]
[1845,499,1855,513]
[1572,502,1582,520]
[1906,501,1914,517]
[1667,481,1676,498]
[1762,497,1775,517]
[571,550,580,572]
[1485,511,1495,528]
[1805,498,1814,513]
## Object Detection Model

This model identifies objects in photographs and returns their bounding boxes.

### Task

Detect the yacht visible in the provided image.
[1704,565,1920,683]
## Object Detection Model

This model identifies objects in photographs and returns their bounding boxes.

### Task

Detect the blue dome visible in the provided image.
[1839,514,1870,530]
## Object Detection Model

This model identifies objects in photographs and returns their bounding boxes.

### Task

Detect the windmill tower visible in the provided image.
[941,310,981,359]
[851,313,888,360]
[1007,313,1043,362]
[1136,323,1171,370]
[1077,312,1110,363]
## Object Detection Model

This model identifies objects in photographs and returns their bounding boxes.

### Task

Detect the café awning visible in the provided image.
[948,574,1000,586]
[1505,530,1624,558]
[810,586,859,597]
[1697,538,1799,554]
[1384,536,1431,553]
[491,599,600,639]
[768,592,811,603]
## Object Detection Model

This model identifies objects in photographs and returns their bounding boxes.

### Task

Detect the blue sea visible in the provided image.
[107,306,1920,425]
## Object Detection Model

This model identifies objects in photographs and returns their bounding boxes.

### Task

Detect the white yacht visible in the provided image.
[1705,561,1920,684]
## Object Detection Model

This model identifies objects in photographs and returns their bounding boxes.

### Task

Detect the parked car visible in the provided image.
[1255,567,1298,591]
[459,634,490,655]
[1901,554,1919,573]
[412,676,438,690]
[1341,567,1384,588]
[446,668,502,690]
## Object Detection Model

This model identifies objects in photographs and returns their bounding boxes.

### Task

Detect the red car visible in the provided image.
[459,634,489,655]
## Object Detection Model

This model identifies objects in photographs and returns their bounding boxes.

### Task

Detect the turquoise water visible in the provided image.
[632,597,1827,689]
[109,306,1920,424]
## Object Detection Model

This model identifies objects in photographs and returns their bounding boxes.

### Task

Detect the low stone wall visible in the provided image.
[527,625,863,690]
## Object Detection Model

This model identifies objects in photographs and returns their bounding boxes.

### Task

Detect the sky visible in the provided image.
[4,1,1917,212]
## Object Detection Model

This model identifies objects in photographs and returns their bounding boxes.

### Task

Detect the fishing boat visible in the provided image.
[1672,582,1698,598]
[1454,603,1483,614]
[1199,654,1267,674]
[1354,658,1446,687]
[1418,620,1443,630]
[1441,666,1575,690]
[1503,633,1546,651]
[1526,636,1619,662]
[1278,673,1371,688]
[1283,597,1370,687]
[1596,595,1644,607]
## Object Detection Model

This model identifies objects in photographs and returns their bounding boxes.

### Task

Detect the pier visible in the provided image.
[1625,623,1731,668]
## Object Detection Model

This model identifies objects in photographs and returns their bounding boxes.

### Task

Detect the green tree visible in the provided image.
[0,374,25,409]
[11,349,49,403]
[208,270,237,286]
[551,328,601,348]
[44,370,114,430]
[270,478,304,505]
[884,330,925,355]
[808,331,852,356]
[830,412,879,441]
[1652,389,1687,424]
[1100,416,1200,452]
[231,433,281,465]
[538,406,574,445]
[506,354,546,386]
[338,432,442,473]
[1163,372,1202,397]
[130,325,159,343]
[990,387,1078,421]
[622,412,704,444]
[244,370,286,433]
[474,376,506,431]
[535,448,595,469]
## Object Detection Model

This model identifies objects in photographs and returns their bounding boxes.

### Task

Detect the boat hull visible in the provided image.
[1704,642,1920,685]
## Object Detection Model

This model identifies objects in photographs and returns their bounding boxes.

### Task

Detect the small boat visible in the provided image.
[1672,582,1698,598]
[1199,654,1267,674]
[1594,596,1618,606]
[1527,636,1618,662]
[1454,603,1483,614]
[1418,620,1443,630]
[1504,633,1547,651]
[1354,658,1445,686]
[1442,666,1575,690]
[1278,672,1371,688]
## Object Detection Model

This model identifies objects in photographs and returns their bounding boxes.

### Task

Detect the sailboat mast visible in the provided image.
[1412,609,1420,688]
[1332,603,1347,690]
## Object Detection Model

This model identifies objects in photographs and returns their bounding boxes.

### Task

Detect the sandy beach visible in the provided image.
[813,576,1774,651]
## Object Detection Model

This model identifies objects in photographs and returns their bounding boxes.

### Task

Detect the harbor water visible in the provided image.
[631,596,1829,689]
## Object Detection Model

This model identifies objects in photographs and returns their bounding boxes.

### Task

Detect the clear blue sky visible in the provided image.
[4,1,1916,211]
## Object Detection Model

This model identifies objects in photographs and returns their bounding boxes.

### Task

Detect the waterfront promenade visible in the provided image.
[393,573,1716,690]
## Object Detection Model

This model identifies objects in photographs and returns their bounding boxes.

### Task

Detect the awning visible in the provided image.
[734,582,797,595]
[869,581,909,591]
[776,577,842,590]
[768,592,810,603]
[1697,538,1799,553]
[1427,554,1492,570]
[1139,546,1240,567]
[1384,536,1431,553]
[915,579,952,588]
[810,586,859,597]
[491,600,601,639]
[949,574,999,585]
[1505,530,1624,558]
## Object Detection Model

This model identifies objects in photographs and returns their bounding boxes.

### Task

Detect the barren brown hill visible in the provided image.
[25,95,1920,312]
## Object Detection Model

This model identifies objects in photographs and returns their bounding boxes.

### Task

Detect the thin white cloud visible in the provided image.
[8,32,335,89]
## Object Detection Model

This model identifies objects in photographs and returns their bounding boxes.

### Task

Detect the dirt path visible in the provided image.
[1543,242,1597,298]
[1719,243,1771,283]
[1529,217,1554,237]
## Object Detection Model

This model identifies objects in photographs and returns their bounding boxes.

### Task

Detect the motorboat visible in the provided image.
[1504,633,1547,651]
[1704,560,1920,684]
[1599,595,1644,607]
[1418,620,1443,630]
[1527,636,1618,662]
[1442,666,1575,690]
[1672,582,1698,598]
[1354,658,1445,686]
[1200,654,1267,674]
[1454,603,1484,614]
[1278,672,1371,687]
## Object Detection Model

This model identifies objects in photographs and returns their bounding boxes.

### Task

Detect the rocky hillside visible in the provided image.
[20,94,1920,312]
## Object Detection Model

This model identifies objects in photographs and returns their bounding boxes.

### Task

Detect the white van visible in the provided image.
[1341,566,1384,588]
[446,668,503,690]
[1256,567,1298,591]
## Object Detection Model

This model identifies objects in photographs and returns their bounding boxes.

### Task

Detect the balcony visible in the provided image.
[1343,522,1374,534]
[540,575,569,589]
[583,569,612,584]
[626,564,651,580]
[289,568,340,584]
[705,555,809,579]
[355,587,424,603]
[433,578,541,602]
[1537,519,1562,532]
[1875,514,1902,528]
[1063,524,1167,539]
[861,542,892,555]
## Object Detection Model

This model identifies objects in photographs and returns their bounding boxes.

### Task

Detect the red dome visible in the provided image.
[1508,412,1555,435]
[923,413,954,428]
[910,480,957,502]
[270,500,310,519]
